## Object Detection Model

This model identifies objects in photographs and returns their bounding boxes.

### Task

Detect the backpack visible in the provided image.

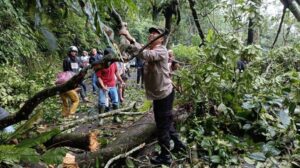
[55,71,75,85]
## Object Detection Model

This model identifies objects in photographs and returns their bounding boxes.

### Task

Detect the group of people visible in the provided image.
[57,46,129,121]
[57,25,185,165]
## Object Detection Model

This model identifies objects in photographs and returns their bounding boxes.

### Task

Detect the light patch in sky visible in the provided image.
[261,0,283,17]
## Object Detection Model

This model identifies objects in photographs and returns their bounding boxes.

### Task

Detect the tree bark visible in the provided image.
[162,0,180,47]
[247,18,254,45]
[281,0,300,21]
[151,2,163,22]
[45,132,99,152]
[76,108,190,167]
[188,0,205,47]
[163,5,173,47]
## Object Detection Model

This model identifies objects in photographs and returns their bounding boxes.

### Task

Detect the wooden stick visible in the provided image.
[60,103,144,131]
[104,143,146,168]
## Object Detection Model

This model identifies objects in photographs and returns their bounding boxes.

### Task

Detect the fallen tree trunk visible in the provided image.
[76,107,190,167]
[45,131,99,152]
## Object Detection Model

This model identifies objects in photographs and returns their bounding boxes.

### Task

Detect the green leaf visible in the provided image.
[226,135,239,144]
[17,129,61,148]
[210,155,221,163]
[0,145,40,164]
[244,157,255,164]
[249,152,266,161]
[206,29,214,43]
[278,110,291,128]
[19,148,40,163]
[289,102,296,113]
[262,143,281,156]
[41,148,67,164]
[217,103,227,113]
[125,158,135,168]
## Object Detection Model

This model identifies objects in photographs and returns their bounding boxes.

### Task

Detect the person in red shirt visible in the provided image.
[96,47,125,115]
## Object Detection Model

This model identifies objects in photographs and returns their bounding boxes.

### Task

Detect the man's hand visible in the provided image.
[126,45,140,56]
[102,85,108,92]
[119,28,136,44]
[119,28,129,37]
[121,81,126,87]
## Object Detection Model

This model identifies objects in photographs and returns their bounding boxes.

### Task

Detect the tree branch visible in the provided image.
[272,6,287,48]
[60,104,143,131]
[104,143,146,168]
[188,0,205,47]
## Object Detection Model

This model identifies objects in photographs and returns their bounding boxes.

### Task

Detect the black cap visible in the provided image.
[103,47,115,57]
[149,27,165,34]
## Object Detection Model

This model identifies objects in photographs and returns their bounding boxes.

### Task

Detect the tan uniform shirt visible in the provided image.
[138,45,173,100]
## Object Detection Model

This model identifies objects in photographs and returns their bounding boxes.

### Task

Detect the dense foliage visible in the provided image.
[174,31,300,166]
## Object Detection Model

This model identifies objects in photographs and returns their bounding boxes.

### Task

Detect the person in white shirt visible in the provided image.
[80,50,90,68]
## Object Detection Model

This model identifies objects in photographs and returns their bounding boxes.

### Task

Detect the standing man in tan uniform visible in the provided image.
[120,27,186,165]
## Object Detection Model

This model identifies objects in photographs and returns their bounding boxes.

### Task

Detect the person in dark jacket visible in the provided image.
[135,57,144,88]
[89,48,103,94]
[63,46,88,102]
[237,59,247,72]
[59,46,80,118]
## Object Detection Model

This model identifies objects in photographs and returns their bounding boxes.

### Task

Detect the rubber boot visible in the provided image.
[171,141,187,154]
[112,104,121,123]
[98,106,106,114]
[98,106,106,126]
[150,146,172,165]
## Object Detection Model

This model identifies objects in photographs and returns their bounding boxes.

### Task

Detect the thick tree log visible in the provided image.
[76,107,190,167]
[45,131,99,152]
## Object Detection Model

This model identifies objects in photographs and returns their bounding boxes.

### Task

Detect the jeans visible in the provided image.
[98,87,119,108]
[79,81,87,100]
[92,73,98,93]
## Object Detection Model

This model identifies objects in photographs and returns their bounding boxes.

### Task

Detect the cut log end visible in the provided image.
[89,131,100,152]
[63,153,79,168]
